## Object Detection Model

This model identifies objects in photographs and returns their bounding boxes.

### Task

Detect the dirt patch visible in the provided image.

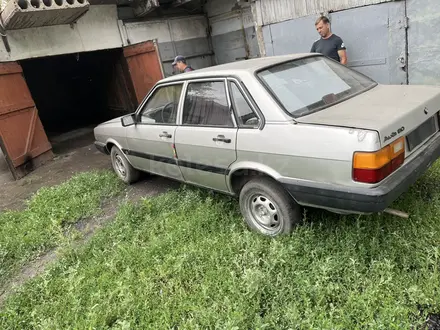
[0,142,111,211]
[0,249,58,307]
[73,176,181,242]
[0,201,119,307]
[0,133,181,306]
[0,131,181,212]
[0,174,180,307]
[426,314,440,330]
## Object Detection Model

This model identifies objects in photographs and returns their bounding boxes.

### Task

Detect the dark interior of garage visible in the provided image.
[0,148,13,183]
[20,49,134,151]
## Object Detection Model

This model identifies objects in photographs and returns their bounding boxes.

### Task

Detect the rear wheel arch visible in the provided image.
[229,167,300,202]
[229,168,285,192]
[229,169,270,195]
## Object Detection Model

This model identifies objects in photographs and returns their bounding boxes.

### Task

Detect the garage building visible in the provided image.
[0,0,439,181]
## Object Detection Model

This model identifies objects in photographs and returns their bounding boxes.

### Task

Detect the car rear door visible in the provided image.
[125,82,184,181]
[174,78,238,193]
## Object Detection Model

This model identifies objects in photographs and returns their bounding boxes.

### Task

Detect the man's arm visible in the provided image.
[336,37,347,65]
[338,49,347,65]
[310,41,316,53]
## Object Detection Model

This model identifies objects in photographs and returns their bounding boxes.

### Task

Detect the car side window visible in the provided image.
[230,82,260,128]
[182,81,234,127]
[139,84,183,125]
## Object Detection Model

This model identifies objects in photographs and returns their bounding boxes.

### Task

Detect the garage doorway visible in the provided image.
[20,49,136,154]
[0,148,13,183]
[0,40,163,180]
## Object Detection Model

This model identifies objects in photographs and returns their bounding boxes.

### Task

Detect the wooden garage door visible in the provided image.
[0,62,53,180]
[123,40,165,105]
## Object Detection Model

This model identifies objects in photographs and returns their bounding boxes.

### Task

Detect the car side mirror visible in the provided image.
[121,114,136,127]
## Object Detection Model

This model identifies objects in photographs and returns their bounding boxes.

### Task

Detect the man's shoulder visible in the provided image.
[311,38,322,49]
[329,34,346,49]
[331,34,344,42]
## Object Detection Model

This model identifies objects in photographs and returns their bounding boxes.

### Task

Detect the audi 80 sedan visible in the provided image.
[94,53,440,237]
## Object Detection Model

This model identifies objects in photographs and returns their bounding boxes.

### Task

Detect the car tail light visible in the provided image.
[353,137,405,184]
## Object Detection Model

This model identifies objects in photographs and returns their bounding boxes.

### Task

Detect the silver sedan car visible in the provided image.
[94,53,440,236]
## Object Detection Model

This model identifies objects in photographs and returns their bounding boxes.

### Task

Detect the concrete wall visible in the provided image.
[407,0,440,85]
[245,0,440,86]
[0,4,213,78]
[121,15,214,77]
[4,0,438,87]
[262,1,407,85]
[0,5,123,62]
[206,0,259,65]
[255,0,396,25]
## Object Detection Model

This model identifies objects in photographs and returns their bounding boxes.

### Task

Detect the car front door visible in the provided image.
[125,82,184,180]
[174,78,238,193]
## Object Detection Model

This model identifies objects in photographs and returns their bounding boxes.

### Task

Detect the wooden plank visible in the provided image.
[0,62,23,75]
[0,61,53,179]
[0,101,35,117]
[123,41,156,58]
[123,40,164,104]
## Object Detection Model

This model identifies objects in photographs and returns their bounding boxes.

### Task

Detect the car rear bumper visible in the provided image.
[94,141,109,155]
[281,132,440,214]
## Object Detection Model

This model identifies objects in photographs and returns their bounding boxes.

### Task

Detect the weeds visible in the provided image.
[1,162,440,328]
[0,170,123,284]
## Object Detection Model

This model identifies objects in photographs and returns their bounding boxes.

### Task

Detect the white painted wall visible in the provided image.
[255,0,395,25]
[0,1,397,63]
[121,15,213,77]
[122,15,208,46]
[205,0,238,18]
[0,5,122,62]
[0,5,213,76]
[209,7,254,37]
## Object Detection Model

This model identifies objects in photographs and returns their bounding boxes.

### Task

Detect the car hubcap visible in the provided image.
[114,154,126,178]
[249,194,281,231]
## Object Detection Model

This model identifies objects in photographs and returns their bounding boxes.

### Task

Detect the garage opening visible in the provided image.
[0,148,13,184]
[20,49,135,154]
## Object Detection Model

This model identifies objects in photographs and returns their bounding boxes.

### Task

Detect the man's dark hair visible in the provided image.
[315,15,330,25]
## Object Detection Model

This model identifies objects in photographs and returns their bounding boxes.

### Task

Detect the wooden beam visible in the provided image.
[171,0,193,7]
[133,0,160,17]
[384,208,410,219]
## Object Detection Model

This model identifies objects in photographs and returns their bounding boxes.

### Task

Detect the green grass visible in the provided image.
[1,163,440,329]
[0,170,124,284]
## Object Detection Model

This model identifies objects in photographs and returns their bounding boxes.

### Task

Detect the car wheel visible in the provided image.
[110,146,140,184]
[239,177,302,236]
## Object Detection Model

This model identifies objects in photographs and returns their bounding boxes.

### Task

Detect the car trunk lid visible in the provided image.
[295,84,440,155]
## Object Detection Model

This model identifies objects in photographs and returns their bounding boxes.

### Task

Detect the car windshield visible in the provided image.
[256,56,377,118]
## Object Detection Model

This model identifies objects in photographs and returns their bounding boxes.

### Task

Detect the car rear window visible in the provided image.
[256,56,377,118]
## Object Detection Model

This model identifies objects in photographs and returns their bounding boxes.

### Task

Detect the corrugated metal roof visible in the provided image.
[257,0,395,25]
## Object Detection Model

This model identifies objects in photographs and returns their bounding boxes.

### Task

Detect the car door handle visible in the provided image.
[159,132,172,138]
[213,135,231,143]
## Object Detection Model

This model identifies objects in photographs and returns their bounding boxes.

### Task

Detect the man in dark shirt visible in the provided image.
[310,16,347,65]
[172,55,194,73]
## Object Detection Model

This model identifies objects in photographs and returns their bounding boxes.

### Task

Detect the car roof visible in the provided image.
[160,53,318,83]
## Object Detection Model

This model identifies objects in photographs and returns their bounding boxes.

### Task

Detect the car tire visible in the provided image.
[239,176,302,237]
[110,146,140,184]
